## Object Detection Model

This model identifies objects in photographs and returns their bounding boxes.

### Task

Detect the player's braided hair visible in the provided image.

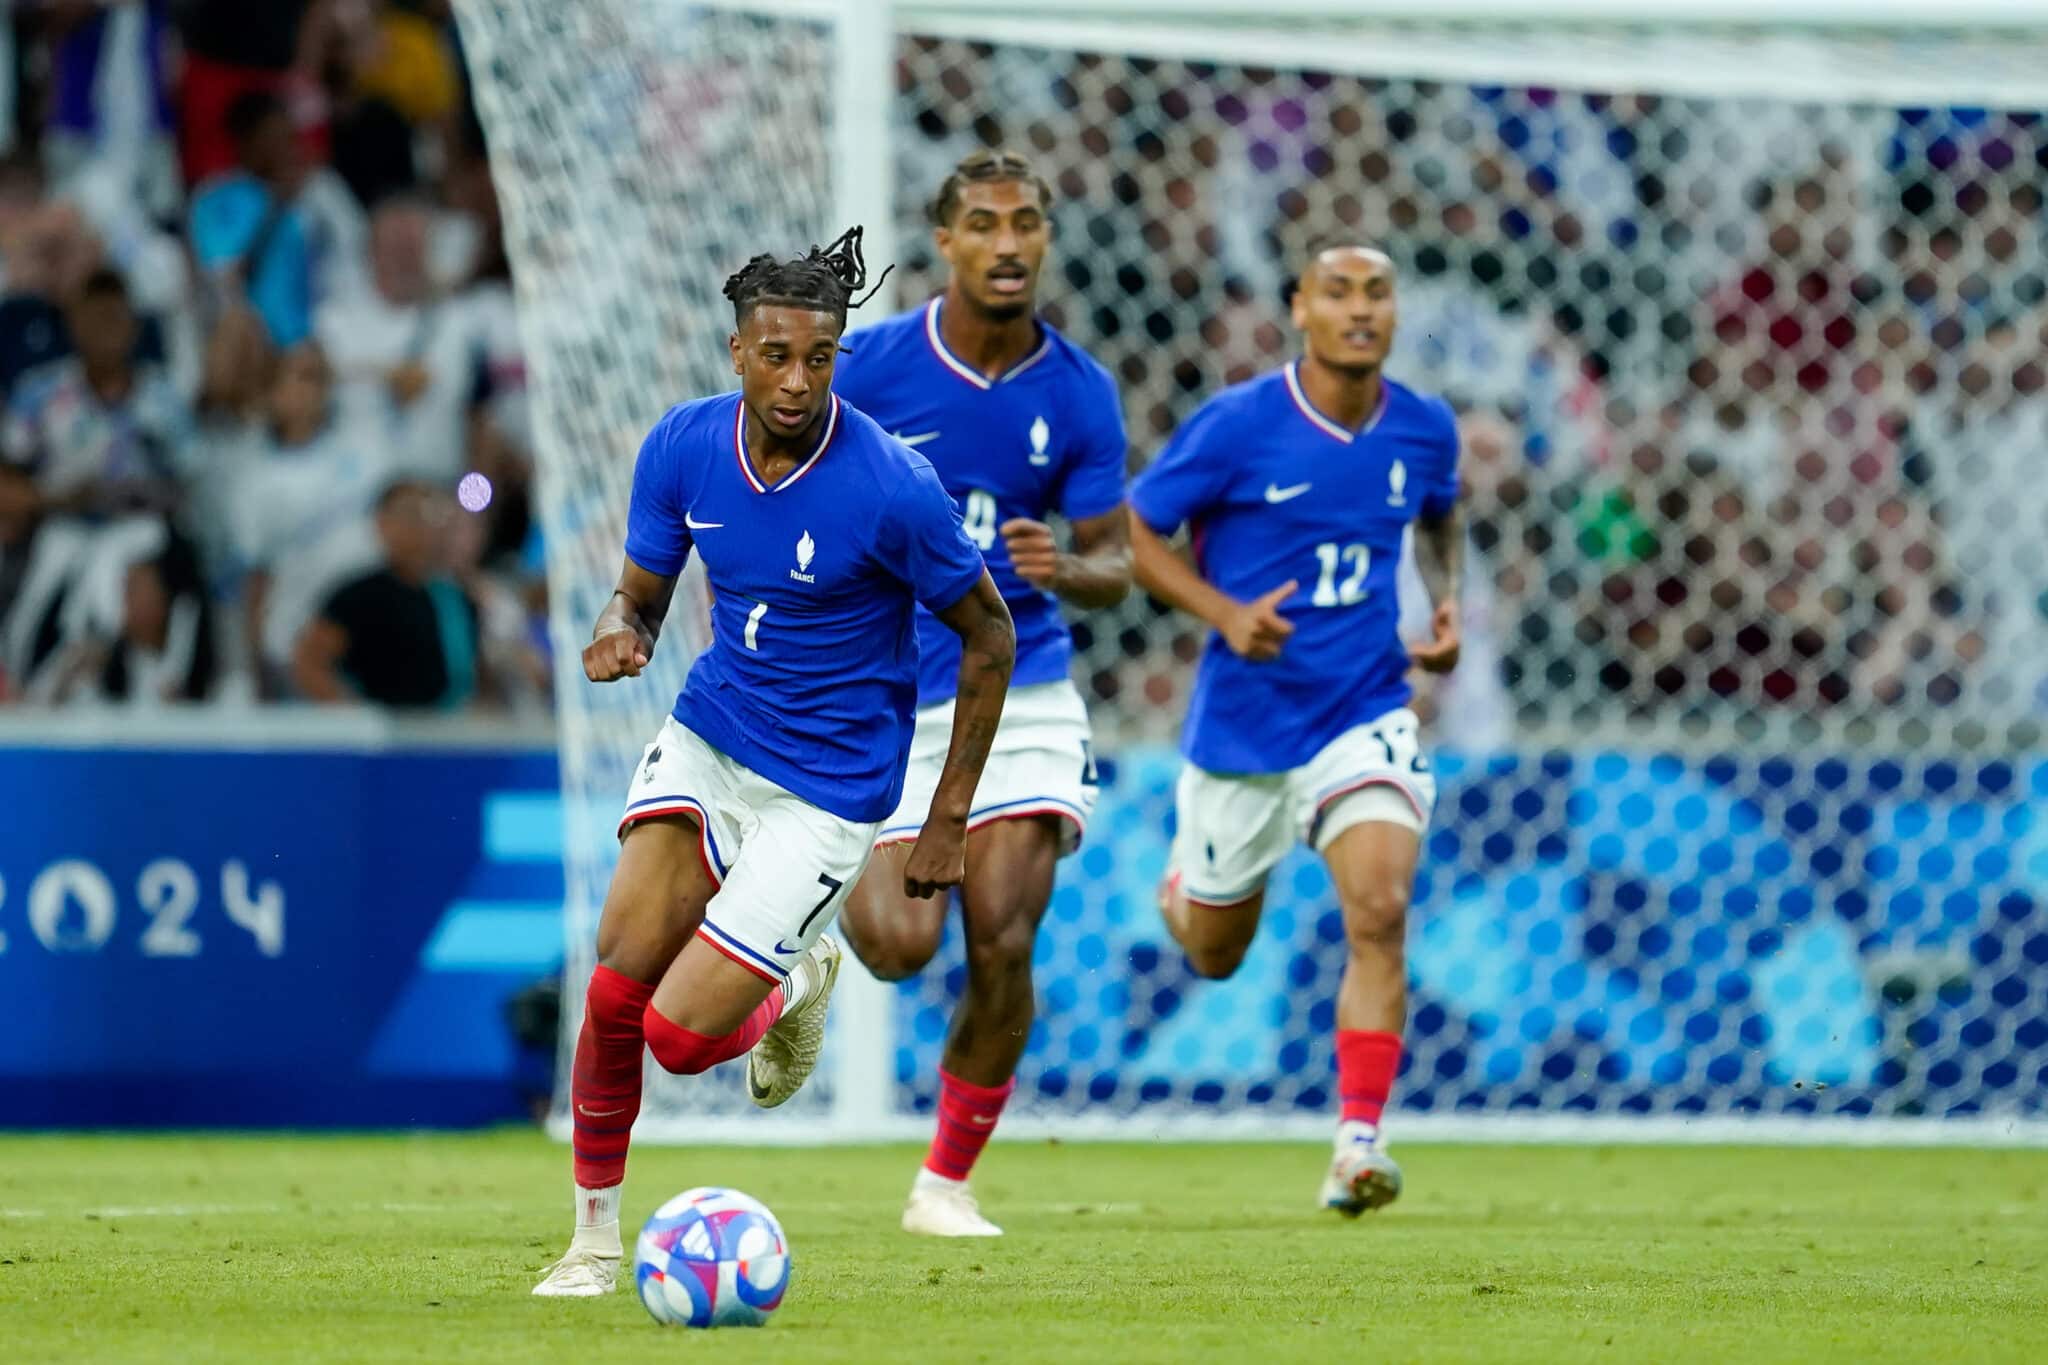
[925,148,1055,227]
[721,225,891,328]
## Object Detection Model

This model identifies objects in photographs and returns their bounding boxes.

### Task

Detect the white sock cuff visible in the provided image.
[576,1183,623,1230]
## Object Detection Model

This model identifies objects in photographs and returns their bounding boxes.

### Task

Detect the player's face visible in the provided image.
[729,305,843,442]
[1291,247,1397,374]
[935,179,1050,320]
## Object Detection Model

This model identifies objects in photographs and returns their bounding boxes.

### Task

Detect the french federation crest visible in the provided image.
[1387,459,1407,506]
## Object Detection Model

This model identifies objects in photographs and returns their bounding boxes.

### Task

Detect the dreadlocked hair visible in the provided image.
[721,225,890,328]
[925,148,1055,227]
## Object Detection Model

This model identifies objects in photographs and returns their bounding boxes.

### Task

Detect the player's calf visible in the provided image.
[1158,873,1265,979]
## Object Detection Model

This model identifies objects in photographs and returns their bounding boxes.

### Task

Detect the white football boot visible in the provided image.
[1319,1123,1403,1217]
[902,1170,1004,1237]
[532,1240,620,1297]
[746,934,843,1108]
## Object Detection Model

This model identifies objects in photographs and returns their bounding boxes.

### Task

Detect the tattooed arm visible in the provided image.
[903,572,1015,897]
[1408,505,1465,674]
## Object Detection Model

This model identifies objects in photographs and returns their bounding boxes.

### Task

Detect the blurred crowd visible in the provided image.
[890,43,2048,737]
[7,16,2043,735]
[0,1,546,713]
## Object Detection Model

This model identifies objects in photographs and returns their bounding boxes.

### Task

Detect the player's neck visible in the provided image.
[742,404,827,477]
[1296,353,1382,432]
[939,283,1039,381]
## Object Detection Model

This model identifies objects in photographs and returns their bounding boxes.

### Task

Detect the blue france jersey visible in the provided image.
[1130,363,1460,774]
[623,392,986,822]
[833,298,1127,706]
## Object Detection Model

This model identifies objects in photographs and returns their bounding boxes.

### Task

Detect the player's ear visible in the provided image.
[1288,279,1309,331]
[728,330,743,376]
[932,223,953,260]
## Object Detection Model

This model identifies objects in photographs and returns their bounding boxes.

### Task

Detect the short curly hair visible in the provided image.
[722,225,884,329]
[925,148,1055,227]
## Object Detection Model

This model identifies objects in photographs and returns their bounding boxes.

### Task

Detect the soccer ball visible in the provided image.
[633,1186,791,1328]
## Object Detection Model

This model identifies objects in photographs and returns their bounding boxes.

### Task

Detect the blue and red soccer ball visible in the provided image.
[633,1187,791,1328]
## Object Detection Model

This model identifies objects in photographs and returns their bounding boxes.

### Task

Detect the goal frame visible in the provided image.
[531,0,2048,1148]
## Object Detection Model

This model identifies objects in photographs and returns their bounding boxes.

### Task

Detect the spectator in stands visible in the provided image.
[172,0,324,186]
[3,267,190,521]
[33,524,218,706]
[0,166,109,398]
[220,340,386,697]
[188,90,316,348]
[0,459,95,701]
[41,0,181,222]
[317,194,485,482]
[292,478,481,709]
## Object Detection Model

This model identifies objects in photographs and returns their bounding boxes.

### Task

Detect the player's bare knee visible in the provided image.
[1341,885,1409,957]
[844,905,942,981]
[1184,940,1249,980]
[963,910,1037,986]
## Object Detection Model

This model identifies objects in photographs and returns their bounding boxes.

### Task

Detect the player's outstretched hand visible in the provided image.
[583,626,650,682]
[902,820,967,899]
[1000,518,1060,589]
[1221,580,1297,661]
[1408,600,1462,673]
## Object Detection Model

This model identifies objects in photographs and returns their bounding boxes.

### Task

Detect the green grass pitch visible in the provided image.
[3,1131,2043,1362]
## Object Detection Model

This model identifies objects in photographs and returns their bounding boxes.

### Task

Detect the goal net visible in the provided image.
[456,0,2048,1142]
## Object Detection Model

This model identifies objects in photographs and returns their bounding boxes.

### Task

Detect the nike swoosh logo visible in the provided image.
[577,1104,626,1118]
[773,939,803,955]
[1264,482,1312,503]
[685,513,723,529]
[895,431,941,448]
[968,1114,995,1126]
[749,1074,773,1100]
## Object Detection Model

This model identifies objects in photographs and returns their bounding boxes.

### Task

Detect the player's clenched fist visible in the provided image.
[999,517,1060,589]
[1221,579,1297,661]
[583,625,651,682]
[902,820,967,899]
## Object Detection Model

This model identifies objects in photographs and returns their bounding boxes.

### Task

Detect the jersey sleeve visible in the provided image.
[1129,398,1233,534]
[621,408,694,576]
[876,458,988,613]
[1418,396,1463,519]
[1058,371,1129,521]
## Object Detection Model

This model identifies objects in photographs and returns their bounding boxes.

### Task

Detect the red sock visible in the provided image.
[922,1068,1016,1181]
[571,965,655,1190]
[1336,1029,1403,1126]
[642,989,785,1075]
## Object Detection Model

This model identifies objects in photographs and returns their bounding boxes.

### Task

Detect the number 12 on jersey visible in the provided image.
[1311,542,1370,607]
[744,601,767,650]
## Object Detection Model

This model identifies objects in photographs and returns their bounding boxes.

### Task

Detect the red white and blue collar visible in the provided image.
[733,392,839,494]
[923,297,1052,390]
[1283,360,1388,445]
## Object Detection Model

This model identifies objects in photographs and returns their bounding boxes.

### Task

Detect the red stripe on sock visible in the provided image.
[570,965,655,1190]
[642,989,785,1076]
[1336,1028,1403,1126]
[922,1068,1016,1181]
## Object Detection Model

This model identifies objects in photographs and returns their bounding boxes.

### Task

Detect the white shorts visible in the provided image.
[876,680,1099,857]
[1172,707,1437,905]
[618,718,878,985]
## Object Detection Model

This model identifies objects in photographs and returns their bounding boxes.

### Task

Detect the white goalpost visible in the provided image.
[453,0,2048,1146]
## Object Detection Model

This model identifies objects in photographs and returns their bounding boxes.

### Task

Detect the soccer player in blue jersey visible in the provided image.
[534,228,1016,1296]
[1129,240,1463,1218]
[830,150,1132,1238]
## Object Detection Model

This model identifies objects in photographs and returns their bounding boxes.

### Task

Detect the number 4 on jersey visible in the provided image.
[961,490,998,550]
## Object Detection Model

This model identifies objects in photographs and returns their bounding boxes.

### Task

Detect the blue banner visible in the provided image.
[0,741,564,1127]
[898,746,2048,1122]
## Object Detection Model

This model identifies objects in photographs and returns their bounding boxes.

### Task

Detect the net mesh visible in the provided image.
[459,1,2048,1134]
[456,0,840,1121]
